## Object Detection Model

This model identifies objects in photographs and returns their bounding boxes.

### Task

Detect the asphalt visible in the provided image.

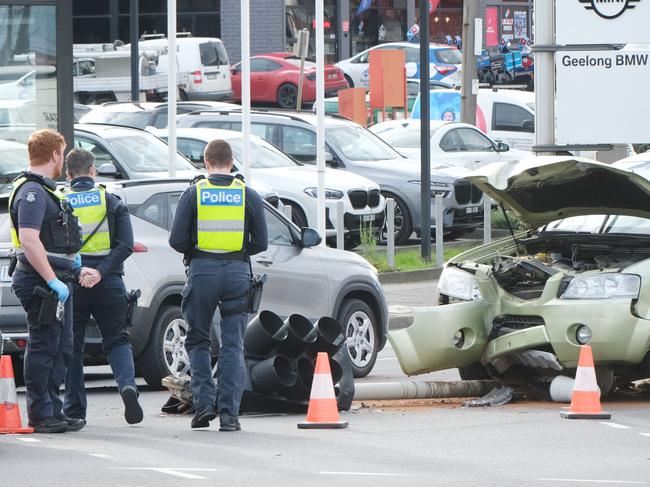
[384,277,439,330]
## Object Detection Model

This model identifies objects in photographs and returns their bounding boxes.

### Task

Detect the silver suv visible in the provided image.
[0,180,388,384]
[178,109,484,244]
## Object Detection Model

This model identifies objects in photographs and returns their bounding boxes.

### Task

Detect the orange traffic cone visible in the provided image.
[298,352,348,429]
[0,355,33,434]
[560,345,611,420]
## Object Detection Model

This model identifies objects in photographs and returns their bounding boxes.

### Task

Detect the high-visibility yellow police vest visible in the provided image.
[65,186,111,256]
[195,177,245,253]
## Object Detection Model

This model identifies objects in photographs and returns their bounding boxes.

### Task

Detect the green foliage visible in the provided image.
[634,144,650,154]
[491,207,526,231]
[363,247,471,272]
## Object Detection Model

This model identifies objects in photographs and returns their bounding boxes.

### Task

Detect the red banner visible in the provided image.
[429,0,440,15]
[485,7,499,47]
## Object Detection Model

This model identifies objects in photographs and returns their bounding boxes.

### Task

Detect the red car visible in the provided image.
[230,54,349,109]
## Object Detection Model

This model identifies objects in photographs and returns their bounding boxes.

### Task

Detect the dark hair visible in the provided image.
[66,148,95,177]
[204,139,233,168]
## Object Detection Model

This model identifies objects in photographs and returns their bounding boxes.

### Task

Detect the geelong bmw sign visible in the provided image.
[578,0,642,19]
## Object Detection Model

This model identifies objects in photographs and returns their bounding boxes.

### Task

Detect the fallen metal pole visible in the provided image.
[353,380,500,401]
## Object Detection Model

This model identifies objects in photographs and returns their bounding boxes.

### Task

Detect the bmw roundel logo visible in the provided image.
[579,0,642,19]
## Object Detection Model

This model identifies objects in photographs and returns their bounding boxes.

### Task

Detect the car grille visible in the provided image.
[348,190,368,209]
[489,315,545,340]
[368,189,380,208]
[454,179,483,205]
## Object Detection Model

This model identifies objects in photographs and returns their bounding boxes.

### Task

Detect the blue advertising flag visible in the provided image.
[356,0,372,16]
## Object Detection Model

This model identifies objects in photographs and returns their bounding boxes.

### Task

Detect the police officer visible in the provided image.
[169,139,267,431]
[9,129,84,433]
[62,149,143,425]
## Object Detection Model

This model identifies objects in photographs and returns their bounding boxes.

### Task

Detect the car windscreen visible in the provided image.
[200,41,229,66]
[227,137,298,169]
[543,215,650,236]
[374,124,441,148]
[104,133,196,173]
[80,110,152,130]
[327,126,403,161]
[0,145,28,177]
[433,48,462,65]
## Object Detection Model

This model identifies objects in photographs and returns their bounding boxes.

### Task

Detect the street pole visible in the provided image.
[419,1,431,261]
[316,0,326,242]
[167,0,177,178]
[130,0,139,103]
[535,0,555,155]
[460,0,479,125]
[241,0,252,183]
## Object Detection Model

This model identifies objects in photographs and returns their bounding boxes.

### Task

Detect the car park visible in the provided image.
[230,55,348,108]
[335,42,462,89]
[177,109,484,244]
[389,157,650,395]
[0,179,389,385]
[79,101,237,129]
[369,119,532,170]
[159,127,385,248]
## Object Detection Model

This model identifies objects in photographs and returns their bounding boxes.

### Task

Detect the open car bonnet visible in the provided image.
[466,156,650,228]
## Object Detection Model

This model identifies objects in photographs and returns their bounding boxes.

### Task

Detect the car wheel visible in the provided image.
[338,298,378,378]
[458,362,491,380]
[12,355,24,387]
[281,199,308,228]
[277,83,298,109]
[380,192,413,245]
[137,305,191,389]
[344,74,354,88]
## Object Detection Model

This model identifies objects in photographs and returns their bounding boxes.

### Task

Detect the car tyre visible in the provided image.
[381,192,413,245]
[458,362,491,380]
[277,83,298,109]
[282,199,308,228]
[337,298,378,378]
[344,74,354,88]
[137,305,190,389]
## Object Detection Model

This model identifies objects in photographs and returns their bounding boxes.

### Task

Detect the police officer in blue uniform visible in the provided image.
[9,129,84,433]
[169,139,267,431]
[62,149,143,425]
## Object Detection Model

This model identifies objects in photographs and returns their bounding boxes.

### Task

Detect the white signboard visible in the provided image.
[556,49,650,144]
[556,0,650,45]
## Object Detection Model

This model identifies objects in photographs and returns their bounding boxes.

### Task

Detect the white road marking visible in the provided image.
[539,479,646,485]
[320,471,419,477]
[600,422,631,429]
[109,468,217,480]
[16,438,41,443]
[88,454,113,459]
[376,356,397,362]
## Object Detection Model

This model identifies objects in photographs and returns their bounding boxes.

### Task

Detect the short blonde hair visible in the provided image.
[28,129,66,166]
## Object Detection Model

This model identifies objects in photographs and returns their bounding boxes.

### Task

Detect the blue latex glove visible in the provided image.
[73,254,82,269]
[47,278,70,303]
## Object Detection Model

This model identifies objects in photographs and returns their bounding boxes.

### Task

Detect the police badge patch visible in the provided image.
[25,191,36,203]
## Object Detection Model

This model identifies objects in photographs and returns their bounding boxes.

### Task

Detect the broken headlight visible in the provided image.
[438,267,482,301]
[561,274,641,300]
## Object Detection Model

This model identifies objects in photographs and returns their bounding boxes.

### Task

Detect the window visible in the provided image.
[251,58,273,72]
[74,136,120,170]
[405,47,420,64]
[327,126,401,161]
[440,130,463,152]
[281,126,317,161]
[177,138,207,167]
[375,125,420,149]
[456,128,495,152]
[433,48,462,65]
[135,192,182,230]
[265,208,295,246]
[352,52,370,64]
[105,132,195,173]
[79,110,152,130]
[152,107,195,129]
[199,41,229,66]
[493,103,535,133]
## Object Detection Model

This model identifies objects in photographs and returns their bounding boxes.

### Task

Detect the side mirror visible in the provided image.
[97,162,118,177]
[522,119,535,132]
[300,227,322,248]
[496,142,510,153]
[324,152,339,167]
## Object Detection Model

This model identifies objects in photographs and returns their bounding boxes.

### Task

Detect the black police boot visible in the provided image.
[120,385,144,425]
[219,411,241,432]
[58,415,86,432]
[29,417,69,434]
[191,406,217,429]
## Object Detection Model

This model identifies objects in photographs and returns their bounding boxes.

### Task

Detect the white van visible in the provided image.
[411,88,535,151]
[133,36,233,102]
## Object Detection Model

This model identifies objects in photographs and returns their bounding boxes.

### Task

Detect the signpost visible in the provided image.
[419,0,431,261]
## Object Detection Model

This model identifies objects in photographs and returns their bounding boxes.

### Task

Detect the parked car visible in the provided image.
[369,119,532,169]
[130,35,233,101]
[389,157,650,395]
[230,55,348,109]
[177,109,483,243]
[411,88,536,152]
[0,180,388,384]
[335,42,462,89]
[159,127,385,248]
[79,101,237,129]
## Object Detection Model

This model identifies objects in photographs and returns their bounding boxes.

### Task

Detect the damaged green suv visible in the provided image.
[389,157,650,394]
